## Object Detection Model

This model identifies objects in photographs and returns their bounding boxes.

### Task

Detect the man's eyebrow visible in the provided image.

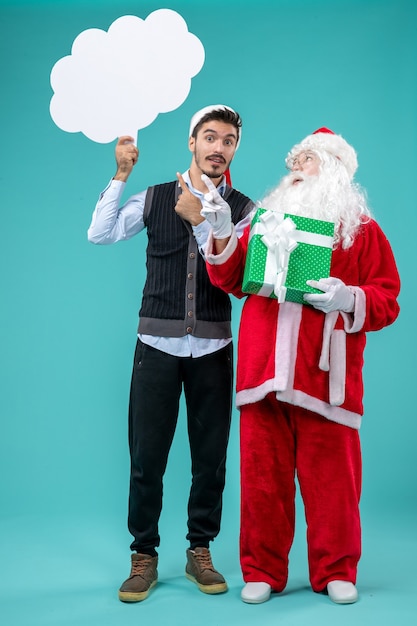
[202,128,237,138]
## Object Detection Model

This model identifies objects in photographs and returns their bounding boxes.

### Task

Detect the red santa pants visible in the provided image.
[239,394,362,592]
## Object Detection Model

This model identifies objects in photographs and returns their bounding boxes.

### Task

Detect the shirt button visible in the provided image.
[186,326,192,333]
[187,311,193,318]
[189,252,196,259]
[187,293,193,300]
[188,273,193,279]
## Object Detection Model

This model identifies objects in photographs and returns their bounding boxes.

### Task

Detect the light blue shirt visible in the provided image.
[88,171,232,357]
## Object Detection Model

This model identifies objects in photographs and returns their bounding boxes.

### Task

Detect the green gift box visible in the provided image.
[242,208,335,304]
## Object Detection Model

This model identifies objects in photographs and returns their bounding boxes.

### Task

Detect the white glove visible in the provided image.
[303,277,355,313]
[200,174,232,239]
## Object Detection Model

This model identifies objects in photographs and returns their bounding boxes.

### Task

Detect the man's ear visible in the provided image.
[188,136,195,152]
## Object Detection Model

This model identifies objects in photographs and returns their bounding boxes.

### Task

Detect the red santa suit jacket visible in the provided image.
[206,218,400,429]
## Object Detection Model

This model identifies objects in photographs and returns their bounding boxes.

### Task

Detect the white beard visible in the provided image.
[260,171,342,222]
[259,169,371,248]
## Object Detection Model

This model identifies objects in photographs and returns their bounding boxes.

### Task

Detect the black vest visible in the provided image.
[138,181,254,339]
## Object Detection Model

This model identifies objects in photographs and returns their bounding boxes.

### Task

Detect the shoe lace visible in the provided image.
[131,557,153,577]
[194,551,214,571]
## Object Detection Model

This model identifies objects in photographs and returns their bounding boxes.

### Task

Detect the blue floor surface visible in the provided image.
[1,511,415,626]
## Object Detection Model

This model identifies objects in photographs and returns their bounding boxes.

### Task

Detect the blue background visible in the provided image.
[1,0,415,624]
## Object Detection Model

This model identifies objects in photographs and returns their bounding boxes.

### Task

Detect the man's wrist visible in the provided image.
[113,169,131,182]
[189,214,205,226]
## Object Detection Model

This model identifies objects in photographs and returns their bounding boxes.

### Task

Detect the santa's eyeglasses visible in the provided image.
[286,151,317,170]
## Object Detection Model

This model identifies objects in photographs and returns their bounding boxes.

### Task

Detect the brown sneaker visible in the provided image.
[185,547,228,594]
[118,553,158,602]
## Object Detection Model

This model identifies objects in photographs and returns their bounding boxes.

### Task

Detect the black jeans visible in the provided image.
[127,338,233,554]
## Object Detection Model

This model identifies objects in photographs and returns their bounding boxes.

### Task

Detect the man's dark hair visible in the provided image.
[192,107,242,144]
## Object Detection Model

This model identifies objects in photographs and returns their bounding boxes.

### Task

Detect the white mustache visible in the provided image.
[287,171,307,185]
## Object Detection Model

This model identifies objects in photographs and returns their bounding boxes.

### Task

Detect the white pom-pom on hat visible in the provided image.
[287,127,358,179]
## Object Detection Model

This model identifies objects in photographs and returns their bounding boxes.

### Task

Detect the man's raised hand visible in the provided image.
[175,172,205,225]
[114,136,139,181]
[200,174,232,239]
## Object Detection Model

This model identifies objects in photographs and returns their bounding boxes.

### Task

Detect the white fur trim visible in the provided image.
[342,286,366,332]
[205,226,238,264]
[287,131,358,179]
[274,302,302,391]
[329,329,346,406]
[236,385,362,430]
[319,312,347,406]
[319,311,338,372]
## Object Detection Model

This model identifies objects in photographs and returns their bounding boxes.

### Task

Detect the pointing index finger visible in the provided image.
[176,172,189,193]
[201,173,216,194]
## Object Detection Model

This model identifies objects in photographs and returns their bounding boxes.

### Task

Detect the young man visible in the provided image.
[88,105,254,602]
[203,128,400,605]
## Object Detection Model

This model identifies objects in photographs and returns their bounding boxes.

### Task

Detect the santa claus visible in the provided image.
[201,128,401,605]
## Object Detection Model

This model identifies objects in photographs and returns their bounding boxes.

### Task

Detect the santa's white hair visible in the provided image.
[259,150,372,249]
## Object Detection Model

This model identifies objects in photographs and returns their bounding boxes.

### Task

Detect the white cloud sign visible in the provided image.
[50,9,205,144]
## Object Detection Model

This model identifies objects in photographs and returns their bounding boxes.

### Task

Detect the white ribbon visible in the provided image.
[249,210,334,302]
[250,212,298,302]
[263,214,297,302]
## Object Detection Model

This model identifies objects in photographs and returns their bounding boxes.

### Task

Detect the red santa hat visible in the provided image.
[286,127,358,179]
[189,104,241,186]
